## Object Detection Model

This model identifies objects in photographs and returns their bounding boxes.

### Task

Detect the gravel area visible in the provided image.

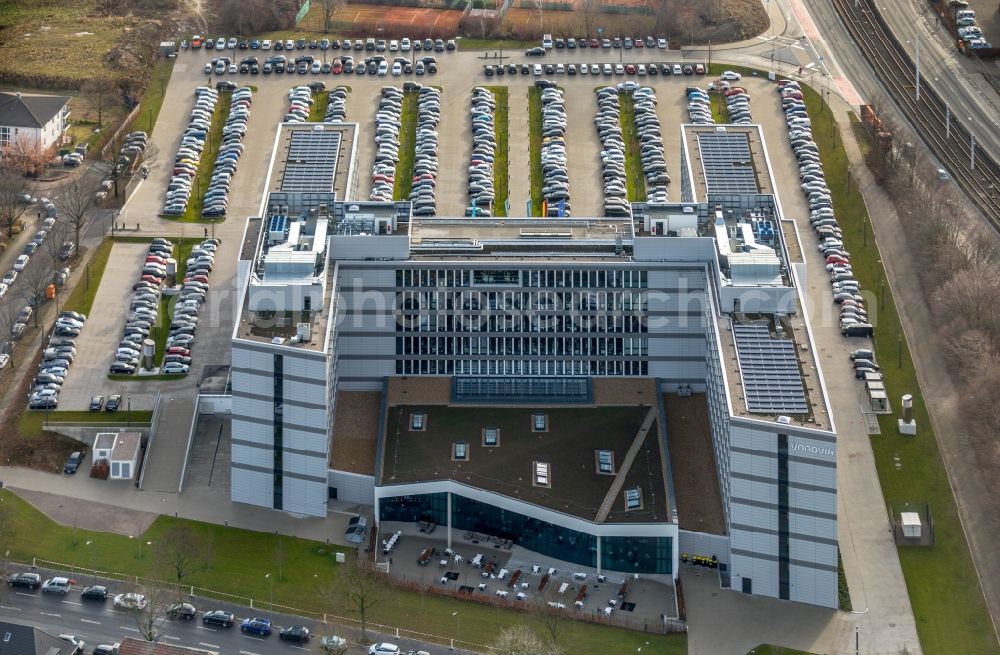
[329,391,380,474]
[664,393,726,535]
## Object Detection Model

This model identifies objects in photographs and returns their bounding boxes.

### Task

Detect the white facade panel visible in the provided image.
[231,442,275,468]
[231,466,272,507]
[283,403,326,429]
[328,470,376,504]
[283,477,327,516]
[232,418,272,445]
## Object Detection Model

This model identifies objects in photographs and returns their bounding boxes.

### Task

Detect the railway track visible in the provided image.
[829,0,1000,227]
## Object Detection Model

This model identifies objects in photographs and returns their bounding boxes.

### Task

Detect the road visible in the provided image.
[1,566,474,655]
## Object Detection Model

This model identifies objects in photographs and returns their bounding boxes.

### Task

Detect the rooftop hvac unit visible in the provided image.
[297,322,311,343]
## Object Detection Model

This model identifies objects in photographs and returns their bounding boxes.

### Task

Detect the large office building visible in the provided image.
[231,120,838,608]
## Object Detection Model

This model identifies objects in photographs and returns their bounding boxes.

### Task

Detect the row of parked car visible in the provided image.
[325,86,348,123]
[163,87,220,215]
[686,87,714,125]
[166,239,217,374]
[538,83,571,217]
[370,86,403,203]
[28,311,87,410]
[409,86,442,217]
[202,86,251,218]
[97,131,149,202]
[189,35,456,54]
[541,35,670,50]
[594,87,630,217]
[951,1,991,49]
[497,62,701,77]
[285,85,315,123]
[209,52,440,77]
[723,84,752,125]
[624,83,670,204]
[777,80,873,338]
[467,87,498,216]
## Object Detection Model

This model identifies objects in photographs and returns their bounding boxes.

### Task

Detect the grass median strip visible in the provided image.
[148,238,195,367]
[62,238,113,318]
[485,86,509,216]
[618,92,646,202]
[528,86,543,216]
[393,90,419,201]
[802,83,999,655]
[165,91,232,223]
[309,89,330,122]
[0,489,685,655]
[710,91,729,124]
[19,410,155,438]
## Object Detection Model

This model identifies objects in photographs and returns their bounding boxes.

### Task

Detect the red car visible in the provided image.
[724,87,746,97]
[184,274,210,284]
[625,64,636,74]
[167,346,191,357]
[141,275,163,286]
[331,61,343,74]
[589,38,599,48]
[633,38,644,48]
[146,256,167,264]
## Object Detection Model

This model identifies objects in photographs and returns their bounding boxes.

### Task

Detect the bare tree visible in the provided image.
[491,625,561,655]
[533,594,566,646]
[82,77,120,131]
[129,582,173,642]
[580,0,598,38]
[19,250,56,326]
[153,524,206,591]
[273,538,287,582]
[0,300,21,367]
[342,565,385,642]
[54,173,98,252]
[0,165,33,239]
[2,134,51,178]
[316,0,342,33]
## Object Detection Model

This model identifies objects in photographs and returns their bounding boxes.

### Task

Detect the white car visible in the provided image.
[320,636,347,652]
[13,254,29,271]
[113,593,148,611]
[368,644,400,655]
[657,38,668,48]
[162,362,190,375]
[58,635,85,655]
[261,39,272,50]
[42,577,71,594]
[720,70,742,81]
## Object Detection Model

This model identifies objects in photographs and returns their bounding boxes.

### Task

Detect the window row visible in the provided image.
[395,359,649,376]
[395,268,649,289]
[397,313,648,333]
[397,336,649,357]
[399,290,648,312]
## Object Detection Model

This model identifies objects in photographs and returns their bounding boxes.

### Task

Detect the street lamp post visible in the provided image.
[449,611,460,650]
[266,573,274,610]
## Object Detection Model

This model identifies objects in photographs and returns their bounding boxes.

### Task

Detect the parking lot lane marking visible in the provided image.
[40,612,61,618]
[162,636,180,641]
[289,646,308,650]
[196,626,217,632]
[120,626,140,632]
[80,619,100,625]
[15,592,33,596]
[62,600,83,605]
[239,650,261,655]
[0,606,22,611]
[198,643,221,649]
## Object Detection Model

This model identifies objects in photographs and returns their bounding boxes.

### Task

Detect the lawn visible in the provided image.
[393,90,420,201]
[61,237,113,317]
[618,92,647,202]
[485,86,509,216]
[0,488,685,654]
[710,91,730,124]
[308,89,330,122]
[802,83,1000,655]
[167,92,232,223]
[746,646,817,655]
[132,58,176,136]
[527,86,543,216]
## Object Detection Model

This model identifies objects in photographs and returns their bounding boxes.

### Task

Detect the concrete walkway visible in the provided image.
[0,466,358,545]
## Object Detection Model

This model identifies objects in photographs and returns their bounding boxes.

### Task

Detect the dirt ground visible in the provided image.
[11,487,157,536]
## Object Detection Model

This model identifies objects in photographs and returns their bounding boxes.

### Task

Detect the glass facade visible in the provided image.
[601,536,673,574]
[379,492,673,574]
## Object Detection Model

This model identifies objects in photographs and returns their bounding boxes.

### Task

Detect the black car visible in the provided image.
[80,585,108,601]
[168,602,196,620]
[58,241,76,261]
[202,610,235,627]
[106,394,121,412]
[525,47,545,57]
[63,450,85,474]
[89,395,103,411]
[7,572,41,589]
[279,626,310,643]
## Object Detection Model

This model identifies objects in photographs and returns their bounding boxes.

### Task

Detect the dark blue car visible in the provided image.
[240,618,272,636]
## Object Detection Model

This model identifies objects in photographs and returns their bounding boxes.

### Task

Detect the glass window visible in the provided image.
[483,427,499,446]
[534,462,550,487]
[379,493,447,525]
[597,450,614,475]
[601,535,673,574]
[533,414,547,432]
[453,442,468,460]
[411,413,426,430]
[624,487,642,510]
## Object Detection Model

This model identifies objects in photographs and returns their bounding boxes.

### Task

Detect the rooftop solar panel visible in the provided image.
[733,322,809,414]
[697,132,759,194]
[280,130,341,192]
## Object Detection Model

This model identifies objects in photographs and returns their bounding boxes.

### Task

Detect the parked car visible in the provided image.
[7,572,41,589]
[63,451,85,474]
[279,626,310,643]
[58,635,85,655]
[168,602,196,620]
[106,394,122,411]
[113,593,147,611]
[369,644,400,655]
[42,577,72,594]
[202,610,236,627]
[80,585,109,601]
[241,617,272,636]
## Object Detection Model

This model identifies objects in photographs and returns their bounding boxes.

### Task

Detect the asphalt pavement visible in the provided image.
[1,565,475,655]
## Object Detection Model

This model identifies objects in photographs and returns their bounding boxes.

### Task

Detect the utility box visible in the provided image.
[901,512,922,538]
